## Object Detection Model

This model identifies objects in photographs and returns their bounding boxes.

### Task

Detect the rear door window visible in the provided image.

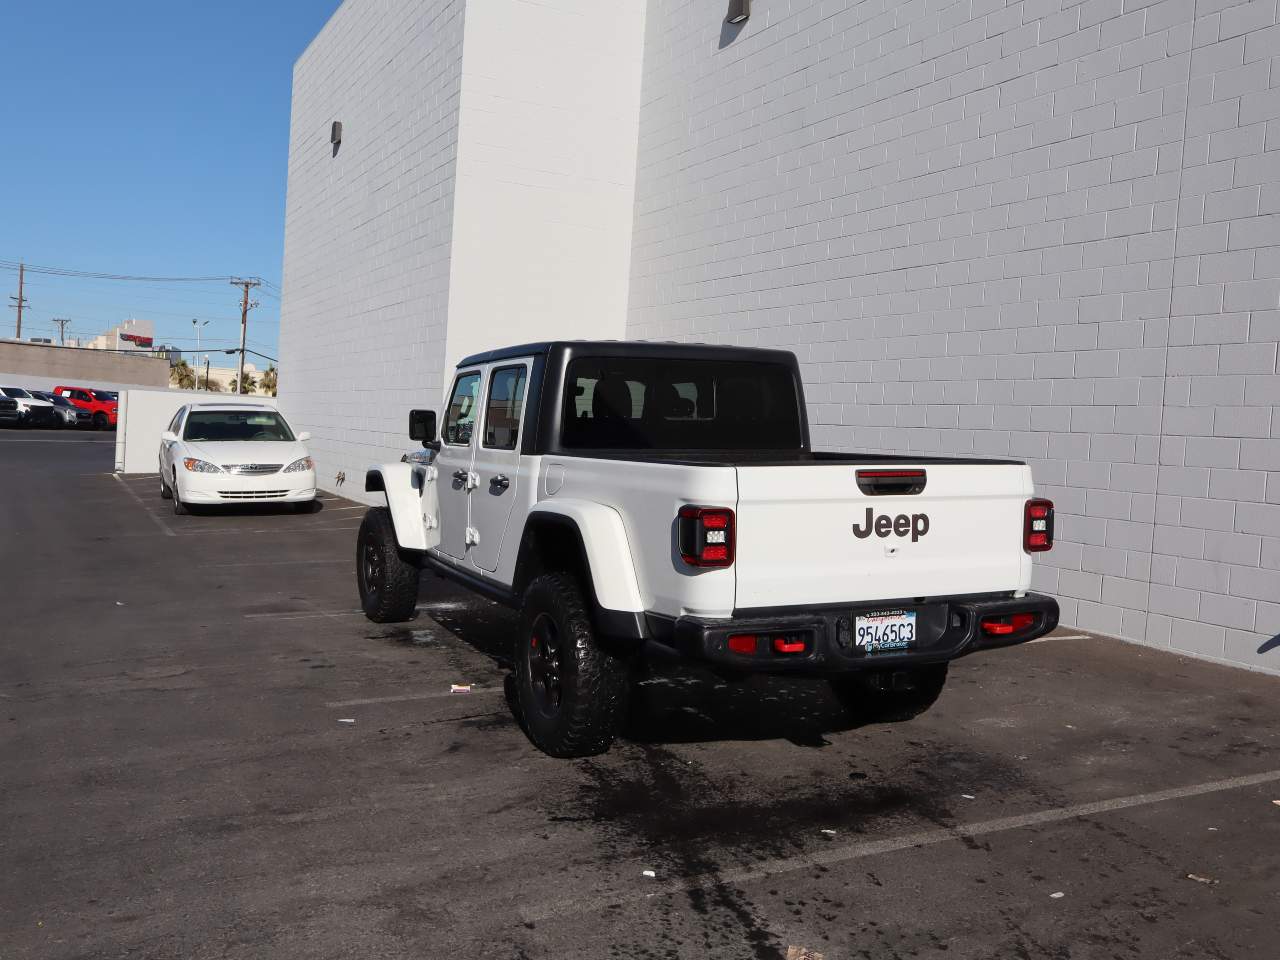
[482,366,528,450]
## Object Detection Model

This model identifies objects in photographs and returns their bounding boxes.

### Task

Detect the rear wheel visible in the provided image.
[830,664,948,724]
[515,573,629,758]
[356,507,419,622]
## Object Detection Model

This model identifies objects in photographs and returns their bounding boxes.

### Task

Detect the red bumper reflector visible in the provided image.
[727,634,757,655]
[982,612,1037,636]
[773,637,806,654]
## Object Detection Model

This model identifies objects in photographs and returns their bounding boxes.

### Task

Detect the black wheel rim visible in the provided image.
[362,535,384,600]
[527,613,563,718]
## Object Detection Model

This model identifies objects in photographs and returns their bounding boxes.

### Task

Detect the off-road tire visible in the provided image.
[830,664,948,724]
[356,507,419,623]
[516,572,629,758]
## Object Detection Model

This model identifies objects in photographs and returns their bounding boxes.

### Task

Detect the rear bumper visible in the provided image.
[647,592,1059,675]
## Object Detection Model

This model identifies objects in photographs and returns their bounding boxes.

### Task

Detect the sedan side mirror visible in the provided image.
[409,409,439,448]
[297,431,312,442]
[161,430,178,443]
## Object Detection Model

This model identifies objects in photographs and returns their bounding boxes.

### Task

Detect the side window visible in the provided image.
[76,391,91,402]
[482,366,528,450]
[443,372,482,446]
[168,410,184,435]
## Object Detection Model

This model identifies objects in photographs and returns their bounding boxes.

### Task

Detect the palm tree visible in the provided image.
[229,372,258,395]
[170,360,196,390]
[260,365,278,397]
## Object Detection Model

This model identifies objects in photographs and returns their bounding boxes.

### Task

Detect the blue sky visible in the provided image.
[0,0,342,361]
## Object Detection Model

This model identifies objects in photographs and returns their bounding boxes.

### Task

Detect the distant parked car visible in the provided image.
[0,387,60,429]
[0,394,19,427]
[52,385,118,430]
[159,403,316,515]
[31,391,92,429]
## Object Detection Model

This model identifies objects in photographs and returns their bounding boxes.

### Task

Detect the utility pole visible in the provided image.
[51,318,72,345]
[229,278,260,394]
[8,262,28,339]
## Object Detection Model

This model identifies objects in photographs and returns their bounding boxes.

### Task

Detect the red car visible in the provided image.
[54,385,119,430]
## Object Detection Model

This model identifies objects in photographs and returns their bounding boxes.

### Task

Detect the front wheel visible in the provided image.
[93,412,108,431]
[515,573,629,758]
[356,507,419,623]
[830,664,948,724]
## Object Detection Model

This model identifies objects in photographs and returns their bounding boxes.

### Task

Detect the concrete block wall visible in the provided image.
[628,0,1280,674]
[279,0,467,499]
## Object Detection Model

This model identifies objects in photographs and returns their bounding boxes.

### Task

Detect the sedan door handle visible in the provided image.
[491,474,510,491]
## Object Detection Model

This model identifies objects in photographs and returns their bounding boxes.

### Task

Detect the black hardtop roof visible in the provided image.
[456,340,800,368]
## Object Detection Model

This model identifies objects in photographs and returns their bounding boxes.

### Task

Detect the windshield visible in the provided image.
[561,357,804,451]
[1,388,32,399]
[93,391,117,402]
[183,410,295,442]
[48,396,74,408]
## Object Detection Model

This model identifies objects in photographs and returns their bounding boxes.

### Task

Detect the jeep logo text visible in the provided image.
[851,508,930,543]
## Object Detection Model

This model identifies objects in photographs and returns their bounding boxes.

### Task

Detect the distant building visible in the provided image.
[82,318,156,352]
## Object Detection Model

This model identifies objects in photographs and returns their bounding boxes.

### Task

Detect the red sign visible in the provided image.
[120,333,154,347]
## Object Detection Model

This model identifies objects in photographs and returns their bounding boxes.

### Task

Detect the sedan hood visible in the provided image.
[183,440,310,470]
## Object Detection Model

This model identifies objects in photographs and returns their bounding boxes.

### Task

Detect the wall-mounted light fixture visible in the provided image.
[726,0,750,24]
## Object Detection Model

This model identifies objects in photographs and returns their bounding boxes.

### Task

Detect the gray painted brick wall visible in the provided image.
[628,0,1280,675]
[279,0,466,499]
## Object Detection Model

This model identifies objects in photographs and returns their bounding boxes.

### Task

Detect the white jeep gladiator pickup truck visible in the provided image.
[358,341,1059,757]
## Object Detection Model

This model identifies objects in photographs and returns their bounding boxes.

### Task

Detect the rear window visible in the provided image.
[183,410,295,442]
[561,357,803,451]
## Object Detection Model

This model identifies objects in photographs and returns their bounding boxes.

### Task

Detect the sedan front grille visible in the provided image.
[217,490,289,499]
[221,464,283,476]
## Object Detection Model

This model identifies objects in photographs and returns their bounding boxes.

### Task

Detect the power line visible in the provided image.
[0,259,264,285]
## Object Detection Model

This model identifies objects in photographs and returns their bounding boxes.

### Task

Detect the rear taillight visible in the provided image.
[678,506,735,567]
[1024,499,1054,553]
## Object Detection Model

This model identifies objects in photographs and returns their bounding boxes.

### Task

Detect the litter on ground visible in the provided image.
[642,869,656,878]
[1049,892,1065,899]
[337,718,356,724]
[1186,874,1218,885]
[450,684,472,694]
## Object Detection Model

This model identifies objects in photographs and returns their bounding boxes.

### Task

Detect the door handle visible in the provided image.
[452,469,469,483]
[491,474,510,491]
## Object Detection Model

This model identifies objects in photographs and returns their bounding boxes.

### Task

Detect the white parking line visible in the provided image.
[209,558,352,568]
[112,474,176,538]
[243,610,365,621]
[325,689,497,708]
[520,767,1280,923]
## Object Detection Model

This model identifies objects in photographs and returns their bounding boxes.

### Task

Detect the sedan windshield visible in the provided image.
[1,388,32,399]
[183,410,295,442]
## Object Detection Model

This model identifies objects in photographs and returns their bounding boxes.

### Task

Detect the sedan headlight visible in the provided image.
[183,458,222,473]
[283,456,315,473]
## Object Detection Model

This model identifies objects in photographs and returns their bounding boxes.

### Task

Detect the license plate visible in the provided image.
[855,610,917,654]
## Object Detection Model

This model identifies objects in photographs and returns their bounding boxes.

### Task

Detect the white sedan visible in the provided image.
[159,403,317,514]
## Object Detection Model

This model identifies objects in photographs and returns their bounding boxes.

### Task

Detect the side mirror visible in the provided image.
[161,430,178,443]
[297,431,312,442]
[409,409,438,448]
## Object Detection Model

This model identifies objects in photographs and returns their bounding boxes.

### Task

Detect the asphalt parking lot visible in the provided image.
[3,429,1279,959]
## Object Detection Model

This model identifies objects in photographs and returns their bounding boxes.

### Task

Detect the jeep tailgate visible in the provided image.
[733,463,1034,609]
